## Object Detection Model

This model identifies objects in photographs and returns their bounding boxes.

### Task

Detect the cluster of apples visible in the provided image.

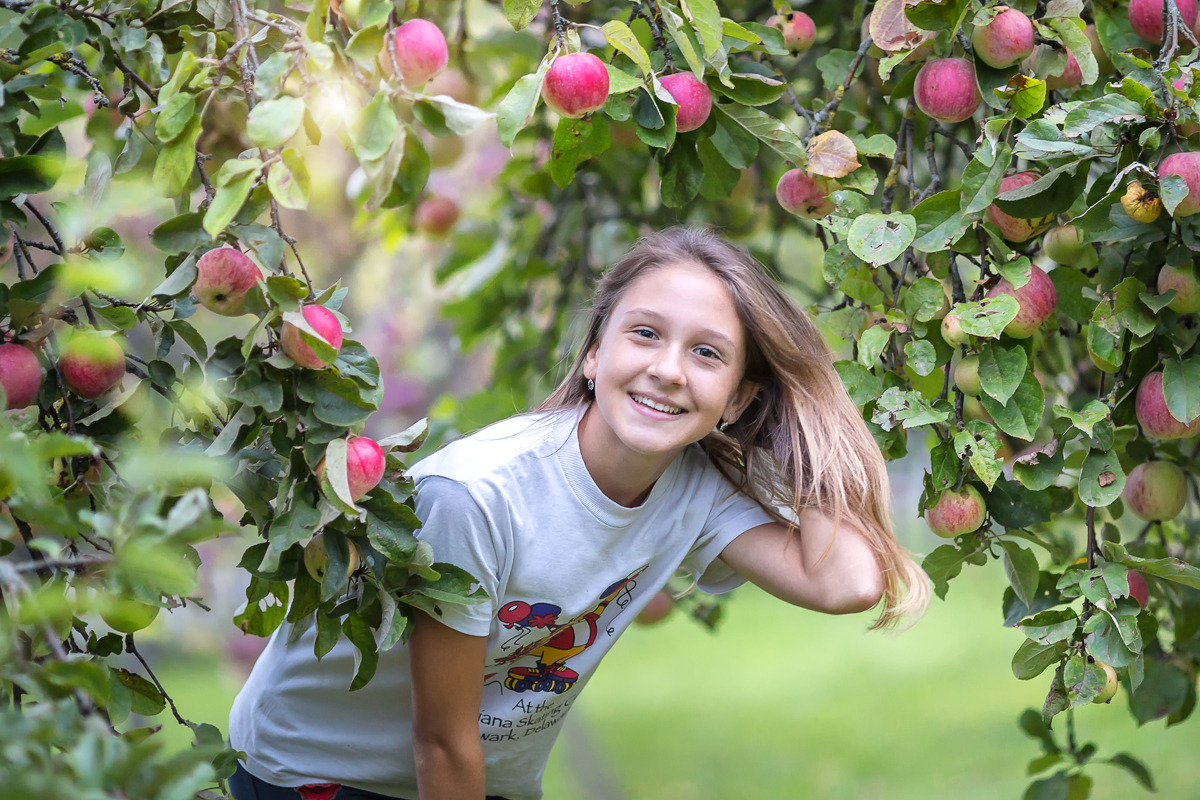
[192,244,385,488]
[0,330,128,411]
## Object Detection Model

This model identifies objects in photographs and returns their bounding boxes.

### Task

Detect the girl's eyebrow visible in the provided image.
[621,307,738,352]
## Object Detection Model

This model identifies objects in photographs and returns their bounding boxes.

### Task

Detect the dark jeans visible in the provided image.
[229,761,512,800]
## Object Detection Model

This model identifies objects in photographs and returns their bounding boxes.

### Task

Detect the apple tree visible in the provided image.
[1,0,1200,797]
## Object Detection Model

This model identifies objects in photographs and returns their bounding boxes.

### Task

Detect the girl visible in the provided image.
[228,226,930,800]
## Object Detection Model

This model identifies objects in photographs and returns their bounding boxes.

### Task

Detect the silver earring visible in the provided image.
[587,378,595,392]
[718,420,729,432]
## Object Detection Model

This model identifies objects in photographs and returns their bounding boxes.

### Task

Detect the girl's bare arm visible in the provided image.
[718,510,885,614]
[409,611,488,800]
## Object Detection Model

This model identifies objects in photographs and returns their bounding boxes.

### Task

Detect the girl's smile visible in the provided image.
[578,260,758,505]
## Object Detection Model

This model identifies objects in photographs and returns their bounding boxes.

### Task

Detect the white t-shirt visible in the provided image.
[229,407,773,800]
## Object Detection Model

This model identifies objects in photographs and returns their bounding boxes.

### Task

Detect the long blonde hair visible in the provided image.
[538,226,930,629]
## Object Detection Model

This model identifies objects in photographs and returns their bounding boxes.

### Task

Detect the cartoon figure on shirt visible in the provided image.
[491,566,646,694]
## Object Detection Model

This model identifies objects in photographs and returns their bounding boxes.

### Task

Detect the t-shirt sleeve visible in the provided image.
[682,474,775,594]
[411,475,502,637]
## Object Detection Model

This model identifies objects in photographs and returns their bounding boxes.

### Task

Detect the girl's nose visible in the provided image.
[648,346,686,385]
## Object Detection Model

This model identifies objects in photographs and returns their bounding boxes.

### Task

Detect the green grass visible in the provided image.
[148,567,1198,799]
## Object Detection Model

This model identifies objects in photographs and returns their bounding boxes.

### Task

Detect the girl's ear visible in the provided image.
[726,380,759,423]
[583,341,600,381]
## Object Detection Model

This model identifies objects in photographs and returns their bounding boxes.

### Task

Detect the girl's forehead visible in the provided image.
[609,261,746,337]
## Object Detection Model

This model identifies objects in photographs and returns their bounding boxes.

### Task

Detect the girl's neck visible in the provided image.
[575,404,676,508]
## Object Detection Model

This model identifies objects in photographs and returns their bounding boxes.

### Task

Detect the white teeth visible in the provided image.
[632,394,683,415]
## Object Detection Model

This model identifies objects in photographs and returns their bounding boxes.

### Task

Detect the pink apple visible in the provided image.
[986,172,1055,242]
[59,334,125,399]
[281,305,344,369]
[414,196,460,236]
[541,52,610,119]
[194,246,261,316]
[1127,571,1150,609]
[926,485,987,537]
[1159,151,1200,216]
[914,58,982,124]
[768,11,816,53]
[776,169,835,218]
[987,263,1058,338]
[971,7,1035,68]
[389,19,448,88]
[1129,0,1198,44]
[0,343,42,409]
[1158,263,1200,312]
[659,72,712,133]
[317,436,385,501]
[1123,461,1188,520]
[1136,371,1200,439]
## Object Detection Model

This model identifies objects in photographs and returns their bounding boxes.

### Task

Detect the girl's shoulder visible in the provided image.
[406,407,579,486]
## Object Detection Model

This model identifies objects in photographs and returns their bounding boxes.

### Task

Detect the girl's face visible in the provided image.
[580,260,758,474]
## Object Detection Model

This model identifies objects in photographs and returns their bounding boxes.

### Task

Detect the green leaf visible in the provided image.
[713,104,805,163]
[961,141,1012,216]
[1163,358,1200,424]
[954,421,1004,490]
[497,59,551,148]
[922,542,986,599]
[203,166,258,239]
[550,116,610,189]
[1051,400,1109,438]
[1106,753,1155,791]
[1023,771,1070,800]
[848,213,916,266]
[154,92,196,142]
[247,96,306,149]
[659,144,703,208]
[980,370,1044,441]
[1078,449,1125,508]
[602,20,653,76]
[955,295,1021,339]
[1011,441,1064,492]
[903,339,937,376]
[1012,639,1068,681]
[977,342,1027,405]
[267,149,311,210]
[834,361,884,406]
[1001,540,1040,609]
[1019,608,1079,645]
[681,0,723,57]
[1102,542,1200,591]
[912,191,966,253]
[503,0,540,30]
[902,276,947,322]
[152,117,201,197]
[857,325,892,368]
[351,92,398,163]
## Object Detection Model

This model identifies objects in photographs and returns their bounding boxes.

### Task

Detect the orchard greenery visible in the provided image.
[1,0,1199,797]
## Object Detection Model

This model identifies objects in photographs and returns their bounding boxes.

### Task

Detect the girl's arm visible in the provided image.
[409,611,488,800]
[718,509,885,614]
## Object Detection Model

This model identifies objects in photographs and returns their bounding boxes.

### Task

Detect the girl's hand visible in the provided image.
[410,611,488,800]
[718,510,885,614]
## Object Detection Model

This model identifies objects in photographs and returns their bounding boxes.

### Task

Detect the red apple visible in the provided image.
[987,263,1058,338]
[194,246,261,316]
[1123,461,1188,521]
[926,485,987,537]
[776,169,835,218]
[636,590,675,625]
[1158,263,1200,312]
[317,435,386,502]
[1129,0,1198,44]
[659,72,712,133]
[986,172,1055,242]
[281,305,344,369]
[1136,370,1200,439]
[0,343,42,409]
[1159,151,1200,216]
[914,58,982,124]
[971,7,1035,69]
[768,11,816,53]
[414,196,460,236]
[1127,571,1150,609]
[389,19,448,88]
[541,52,609,119]
[59,334,125,399]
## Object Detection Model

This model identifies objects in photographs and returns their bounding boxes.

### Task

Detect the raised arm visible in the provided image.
[718,509,885,614]
[409,610,488,800]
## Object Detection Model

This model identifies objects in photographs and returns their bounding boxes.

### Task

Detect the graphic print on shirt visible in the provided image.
[485,565,647,696]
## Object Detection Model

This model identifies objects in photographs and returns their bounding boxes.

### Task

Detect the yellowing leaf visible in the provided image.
[868,0,931,53]
[807,131,860,178]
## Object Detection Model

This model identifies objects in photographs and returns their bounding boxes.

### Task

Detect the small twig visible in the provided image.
[126,636,192,728]
[22,201,64,255]
[803,36,873,144]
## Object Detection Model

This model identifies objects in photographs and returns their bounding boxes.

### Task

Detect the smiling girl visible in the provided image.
[228,226,930,800]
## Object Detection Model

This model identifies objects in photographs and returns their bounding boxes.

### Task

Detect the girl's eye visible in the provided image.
[633,328,656,339]
[694,346,720,360]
